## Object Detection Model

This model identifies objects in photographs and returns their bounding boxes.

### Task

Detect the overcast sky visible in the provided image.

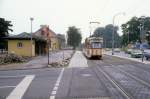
[0,0,150,41]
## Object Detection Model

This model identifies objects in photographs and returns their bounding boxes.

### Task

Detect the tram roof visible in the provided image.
[86,37,103,42]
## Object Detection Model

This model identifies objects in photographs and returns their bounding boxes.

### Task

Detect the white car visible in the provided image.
[125,49,132,54]
[131,49,142,58]
[114,48,121,52]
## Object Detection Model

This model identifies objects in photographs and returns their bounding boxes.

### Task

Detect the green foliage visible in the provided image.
[0,18,13,49]
[121,16,150,46]
[93,24,121,48]
[146,32,150,45]
[0,18,13,37]
[67,26,82,49]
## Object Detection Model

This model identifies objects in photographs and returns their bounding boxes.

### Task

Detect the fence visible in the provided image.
[0,49,8,54]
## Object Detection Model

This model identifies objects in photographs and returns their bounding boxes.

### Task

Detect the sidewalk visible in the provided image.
[0,50,74,70]
[105,51,150,64]
[68,51,88,68]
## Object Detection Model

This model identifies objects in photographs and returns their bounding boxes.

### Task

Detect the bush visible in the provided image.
[0,54,26,64]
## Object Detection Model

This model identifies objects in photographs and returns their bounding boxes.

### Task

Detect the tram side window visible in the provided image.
[92,42,101,48]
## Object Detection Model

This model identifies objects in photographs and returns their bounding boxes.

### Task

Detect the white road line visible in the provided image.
[6,75,35,99]
[0,86,16,89]
[53,86,58,91]
[50,68,65,99]
[0,75,26,78]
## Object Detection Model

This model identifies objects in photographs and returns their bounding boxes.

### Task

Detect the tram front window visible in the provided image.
[91,42,102,48]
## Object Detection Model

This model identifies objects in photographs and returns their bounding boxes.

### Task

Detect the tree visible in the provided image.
[121,17,140,46]
[0,18,13,49]
[93,24,121,48]
[67,26,82,49]
[0,18,13,37]
[121,16,150,46]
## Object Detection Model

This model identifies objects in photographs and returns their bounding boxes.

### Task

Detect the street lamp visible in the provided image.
[139,17,146,62]
[89,21,100,36]
[30,17,34,57]
[48,39,51,65]
[139,16,146,43]
[112,12,125,55]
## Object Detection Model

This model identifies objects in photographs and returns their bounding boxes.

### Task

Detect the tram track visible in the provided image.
[96,66,132,99]
[100,55,150,89]
[91,60,150,99]
[89,61,133,99]
[114,66,150,88]
[100,56,150,88]
[104,54,150,73]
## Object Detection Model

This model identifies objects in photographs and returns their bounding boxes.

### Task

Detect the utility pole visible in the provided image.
[139,23,144,62]
[112,12,125,55]
[48,42,50,65]
[46,26,51,65]
[30,17,34,57]
[112,17,115,55]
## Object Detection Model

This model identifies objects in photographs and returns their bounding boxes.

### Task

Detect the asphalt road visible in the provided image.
[1,55,150,99]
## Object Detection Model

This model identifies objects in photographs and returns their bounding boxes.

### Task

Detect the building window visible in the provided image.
[17,42,23,48]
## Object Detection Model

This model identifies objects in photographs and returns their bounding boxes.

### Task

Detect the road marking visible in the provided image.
[53,86,58,91]
[50,96,55,99]
[6,75,35,99]
[0,86,16,89]
[0,75,26,78]
[50,68,65,99]
[51,91,57,95]
[81,73,92,77]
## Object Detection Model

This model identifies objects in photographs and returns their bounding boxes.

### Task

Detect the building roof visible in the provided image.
[5,32,46,42]
[56,34,65,41]
[33,25,57,38]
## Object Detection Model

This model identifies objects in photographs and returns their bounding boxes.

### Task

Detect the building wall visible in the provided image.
[8,40,35,56]
[33,25,61,51]
[51,37,60,50]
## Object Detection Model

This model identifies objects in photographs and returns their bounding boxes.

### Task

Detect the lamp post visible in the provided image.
[30,17,34,57]
[48,39,51,65]
[139,16,146,43]
[112,12,125,55]
[139,17,146,62]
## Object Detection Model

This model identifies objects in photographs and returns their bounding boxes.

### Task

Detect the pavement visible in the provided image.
[0,50,74,70]
[1,51,150,99]
[68,51,88,68]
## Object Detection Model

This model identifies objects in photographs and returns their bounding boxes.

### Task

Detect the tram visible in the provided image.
[83,37,103,59]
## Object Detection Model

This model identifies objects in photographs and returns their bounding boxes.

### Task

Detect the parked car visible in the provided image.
[144,49,150,60]
[114,48,121,53]
[141,43,150,60]
[131,49,142,58]
[125,49,132,54]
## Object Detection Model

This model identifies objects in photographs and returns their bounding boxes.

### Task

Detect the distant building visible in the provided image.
[56,34,66,49]
[34,25,60,51]
[5,25,64,57]
[6,32,47,57]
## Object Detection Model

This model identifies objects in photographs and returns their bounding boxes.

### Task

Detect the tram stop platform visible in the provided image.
[68,51,88,68]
